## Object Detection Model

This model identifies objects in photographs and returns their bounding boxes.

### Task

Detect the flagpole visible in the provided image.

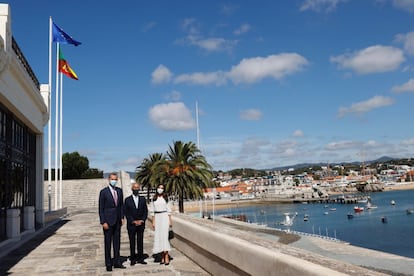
[54,43,60,210]
[48,17,53,212]
[59,73,63,209]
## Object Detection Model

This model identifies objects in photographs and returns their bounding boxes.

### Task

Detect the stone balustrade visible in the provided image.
[170,213,382,276]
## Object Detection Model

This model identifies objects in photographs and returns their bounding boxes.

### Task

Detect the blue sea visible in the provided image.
[214,189,414,258]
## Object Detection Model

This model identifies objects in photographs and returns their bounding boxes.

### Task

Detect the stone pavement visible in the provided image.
[0,211,209,275]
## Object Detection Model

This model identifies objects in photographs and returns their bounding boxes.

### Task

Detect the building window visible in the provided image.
[0,103,36,241]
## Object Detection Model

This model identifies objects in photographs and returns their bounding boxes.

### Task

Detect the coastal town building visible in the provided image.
[0,4,49,242]
[209,163,414,201]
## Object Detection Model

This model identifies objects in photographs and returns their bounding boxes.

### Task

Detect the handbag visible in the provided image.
[168,227,174,240]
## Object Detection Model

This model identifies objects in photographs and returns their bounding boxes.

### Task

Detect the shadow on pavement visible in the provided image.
[0,219,69,275]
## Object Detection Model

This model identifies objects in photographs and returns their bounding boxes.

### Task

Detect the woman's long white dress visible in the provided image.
[151,196,171,253]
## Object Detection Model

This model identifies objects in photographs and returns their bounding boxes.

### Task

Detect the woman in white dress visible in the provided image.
[151,184,172,265]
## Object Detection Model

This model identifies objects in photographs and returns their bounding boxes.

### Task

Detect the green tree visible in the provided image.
[162,141,215,213]
[81,168,104,179]
[62,152,90,179]
[135,153,166,201]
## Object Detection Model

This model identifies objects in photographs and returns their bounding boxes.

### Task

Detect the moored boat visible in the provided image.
[347,213,354,219]
[406,208,414,215]
[278,213,294,226]
[354,206,364,213]
[366,201,378,210]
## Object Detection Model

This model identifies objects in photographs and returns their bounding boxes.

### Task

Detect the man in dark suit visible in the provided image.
[124,180,148,265]
[98,172,125,271]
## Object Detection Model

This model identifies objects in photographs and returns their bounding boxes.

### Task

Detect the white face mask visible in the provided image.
[110,180,117,187]
[157,188,164,194]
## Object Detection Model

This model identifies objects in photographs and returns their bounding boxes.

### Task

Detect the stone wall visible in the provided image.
[170,214,382,276]
[43,171,132,213]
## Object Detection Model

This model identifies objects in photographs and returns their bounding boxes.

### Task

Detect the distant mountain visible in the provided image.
[103,171,135,179]
[270,156,398,171]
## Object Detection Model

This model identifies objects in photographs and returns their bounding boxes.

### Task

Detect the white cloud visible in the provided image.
[178,35,238,52]
[172,53,308,86]
[142,21,156,32]
[330,45,405,74]
[174,71,227,86]
[193,37,238,52]
[113,156,141,169]
[219,4,238,16]
[228,53,309,84]
[401,138,414,145]
[164,90,181,101]
[395,31,414,55]
[234,23,251,35]
[325,140,360,151]
[337,95,395,118]
[392,0,414,12]
[240,109,263,120]
[299,0,348,12]
[151,64,173,84]
[148,102,196,131]
[181,18,200,35]
[178,18,237,52]
[292,129,304,137]
[391,79,414,93]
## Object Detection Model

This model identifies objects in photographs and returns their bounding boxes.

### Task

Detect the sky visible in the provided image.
[4,0,414,172]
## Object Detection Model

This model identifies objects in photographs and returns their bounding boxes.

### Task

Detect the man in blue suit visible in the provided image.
[124,180,148,265]
[98,172,125,271]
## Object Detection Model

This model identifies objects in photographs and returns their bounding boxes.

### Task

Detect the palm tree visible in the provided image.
[135,153,166,201]
[162,141,215,213]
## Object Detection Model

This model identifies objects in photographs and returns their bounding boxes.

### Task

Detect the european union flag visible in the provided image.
[52,22,81,46]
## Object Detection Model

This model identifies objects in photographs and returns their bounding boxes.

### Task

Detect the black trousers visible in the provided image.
[128,225,145,260]
[103,221,121,267]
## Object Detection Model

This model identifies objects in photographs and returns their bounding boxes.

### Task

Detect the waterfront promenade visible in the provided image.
[0,210,208,275]
[1,207,414,275]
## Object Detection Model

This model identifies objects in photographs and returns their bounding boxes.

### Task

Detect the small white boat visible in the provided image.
[406,208,414,214]
[357,198,368,204]
[366,202,378,209]
[303,214,309,221]
[279,213,294,226]
[390,200,396,205]
[330,208,337,211]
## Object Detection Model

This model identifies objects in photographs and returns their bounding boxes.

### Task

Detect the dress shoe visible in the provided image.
[114,264,126,269]
[106,266,112,271]
[130,260,136,266]
[138,260,147,265]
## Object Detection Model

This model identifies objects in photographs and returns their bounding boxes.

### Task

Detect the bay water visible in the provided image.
[214,189,414,258]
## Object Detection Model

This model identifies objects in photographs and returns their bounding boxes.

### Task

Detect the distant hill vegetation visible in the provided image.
[104,156,412,179]
[271,156,396,171]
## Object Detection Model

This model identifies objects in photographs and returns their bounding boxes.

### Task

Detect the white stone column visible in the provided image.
[6,208,20,238]
[23,206,35,231]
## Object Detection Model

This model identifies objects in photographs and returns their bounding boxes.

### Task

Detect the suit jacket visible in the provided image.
[99,186,124,226]
[124,195,148,230]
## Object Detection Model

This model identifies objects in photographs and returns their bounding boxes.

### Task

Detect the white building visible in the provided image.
[0,4,49,242]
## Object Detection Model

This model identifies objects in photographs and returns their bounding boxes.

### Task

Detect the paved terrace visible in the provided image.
[2,208,414,275]
[0,210,209,275]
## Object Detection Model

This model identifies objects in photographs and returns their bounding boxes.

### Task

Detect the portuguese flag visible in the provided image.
[58,46,78,80]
